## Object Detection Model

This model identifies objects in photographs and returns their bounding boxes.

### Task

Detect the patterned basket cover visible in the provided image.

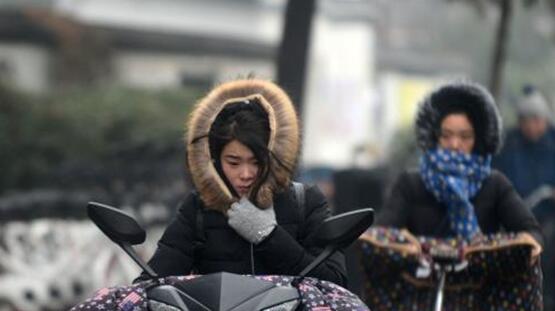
[359,226,543,311]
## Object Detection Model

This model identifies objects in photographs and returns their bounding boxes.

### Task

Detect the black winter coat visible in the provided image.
[377,169,544,246]
[140,184,347,286]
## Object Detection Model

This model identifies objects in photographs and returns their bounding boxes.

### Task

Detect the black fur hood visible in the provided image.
[414,80,502,155]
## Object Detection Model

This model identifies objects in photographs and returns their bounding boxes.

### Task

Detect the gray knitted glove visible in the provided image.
[227,197,277,244]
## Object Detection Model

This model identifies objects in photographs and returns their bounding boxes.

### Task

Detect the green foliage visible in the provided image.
[0,83,203,192]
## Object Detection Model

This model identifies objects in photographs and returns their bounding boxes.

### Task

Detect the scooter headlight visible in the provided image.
[262,300,299,311]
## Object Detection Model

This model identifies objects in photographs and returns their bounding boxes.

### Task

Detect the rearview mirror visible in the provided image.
[87,201,157,278]
[313,208,374,248]
[87,202,146,245]
[293,208,374,285]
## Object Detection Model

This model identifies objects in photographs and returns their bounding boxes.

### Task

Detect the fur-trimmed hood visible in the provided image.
[415,80,502,155]
[185,79,300,212]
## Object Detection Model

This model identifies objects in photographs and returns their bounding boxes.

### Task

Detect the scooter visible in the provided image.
[359,227,542,311]
[86,202,374,311]
[426,242,464,311]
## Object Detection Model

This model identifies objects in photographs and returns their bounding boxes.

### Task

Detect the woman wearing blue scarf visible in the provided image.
[377,80,543,253]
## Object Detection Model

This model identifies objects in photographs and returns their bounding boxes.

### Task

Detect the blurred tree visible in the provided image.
[24,8,111,87]
[447,0,555,101]
[0,83,200,194]
[276,0,316,115]
[489,0,514,101]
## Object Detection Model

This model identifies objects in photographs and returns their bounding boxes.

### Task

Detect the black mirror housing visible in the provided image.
[313,208,374,248]
[87,202,146,245]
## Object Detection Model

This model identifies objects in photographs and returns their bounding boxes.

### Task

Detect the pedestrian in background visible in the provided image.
[495,85,555,310]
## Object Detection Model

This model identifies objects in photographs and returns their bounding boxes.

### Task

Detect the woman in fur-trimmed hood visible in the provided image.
[377,80,543,250]
[186,79,300,212]
[414,80,502,155]
[138,79,346,285]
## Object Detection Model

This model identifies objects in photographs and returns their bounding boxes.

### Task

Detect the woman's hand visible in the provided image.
[399,229,422,256]
[517,231,543,265]
[227,197,277,244]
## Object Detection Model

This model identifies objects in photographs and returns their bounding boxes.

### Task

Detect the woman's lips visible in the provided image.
[237,186,251,193]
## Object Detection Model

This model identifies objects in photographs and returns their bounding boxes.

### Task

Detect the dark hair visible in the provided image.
[196,98,272,202]
[432,90,488,154]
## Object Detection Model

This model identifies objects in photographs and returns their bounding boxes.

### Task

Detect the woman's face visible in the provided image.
[438,113,475,154]
[220,139,259,197]
[519,115,548,142]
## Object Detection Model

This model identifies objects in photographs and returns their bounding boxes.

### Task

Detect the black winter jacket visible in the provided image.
[377,169,544,246]
[139,184,347,286]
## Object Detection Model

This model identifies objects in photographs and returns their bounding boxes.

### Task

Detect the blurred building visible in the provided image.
[0,0,282,93]
[303,0,474,169]
[0,0,479,169]
[302,0,378,168]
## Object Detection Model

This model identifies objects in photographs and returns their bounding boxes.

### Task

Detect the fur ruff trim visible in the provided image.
[415,80,502,155]
[186,79,300,212]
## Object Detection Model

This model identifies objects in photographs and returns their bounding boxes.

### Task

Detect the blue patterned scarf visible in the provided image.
[419,148,492,239]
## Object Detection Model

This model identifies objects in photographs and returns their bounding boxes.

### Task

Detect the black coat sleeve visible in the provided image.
[134,194,197,282]
[253,185,347,286]
[494,171,545,247]
[376,172,410,228]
